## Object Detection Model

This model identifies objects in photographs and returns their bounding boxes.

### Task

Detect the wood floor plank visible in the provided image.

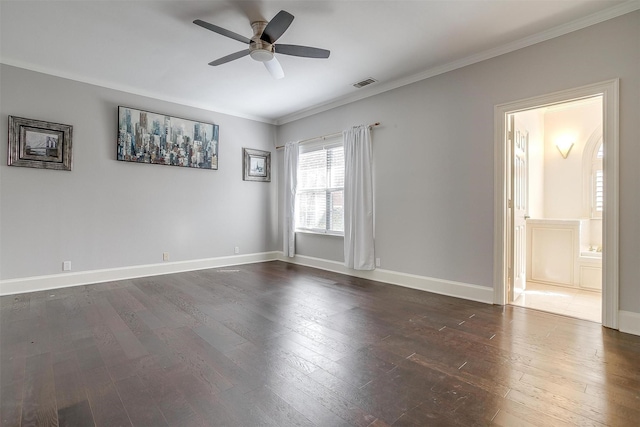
[508,379,640,426]
[192,323,248,354]
[57,400,95,427]
[1,381,24,427]
[186,392,241,427]
[489,400,576,427]
[505,387,607,426]
[130,281,198,329]
[176,328,261,395]
[215,386,281,427]
[20,353,58,427]
[52,354,95,427]
[244,385,316,427]
[106,286,147,313]
[1,341,26,392]
[153,326,235,394]
[265,380,352,427]
[114,375,168,427]
[85,381,131,427]
[155,389,208,427]
[80,365,131,427]
[406,352,515,399]
[584,382,640,413]
[2,261,640,426]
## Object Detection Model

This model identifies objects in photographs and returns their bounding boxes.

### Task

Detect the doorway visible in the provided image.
[493,80,619,330]
[508,98,603,322]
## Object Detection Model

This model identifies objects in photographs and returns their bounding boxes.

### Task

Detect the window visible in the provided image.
[581,126,603,219]
[592,141,603,218]
[296,139,344,234]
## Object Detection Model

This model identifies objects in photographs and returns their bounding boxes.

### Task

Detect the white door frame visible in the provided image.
[493,79,619,329]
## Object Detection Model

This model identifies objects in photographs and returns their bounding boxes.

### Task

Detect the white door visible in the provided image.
[510,115,528,302]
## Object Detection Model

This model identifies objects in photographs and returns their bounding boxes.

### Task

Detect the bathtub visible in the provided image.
[580,250,602,259]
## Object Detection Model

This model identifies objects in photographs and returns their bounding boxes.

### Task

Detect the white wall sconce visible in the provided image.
[555,135,575,159]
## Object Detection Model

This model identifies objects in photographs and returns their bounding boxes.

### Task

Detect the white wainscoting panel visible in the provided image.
[531,227,575,285]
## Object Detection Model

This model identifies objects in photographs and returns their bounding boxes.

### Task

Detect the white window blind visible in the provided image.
[296,140,344,234]
[592,142,604,217]
[594,169,604,213]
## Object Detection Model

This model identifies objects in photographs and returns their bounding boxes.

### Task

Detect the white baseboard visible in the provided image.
[5,252,636,337]
[279,254,640,336]
[618,310,640,337]
[278,253,494,304]
[0,251,280,296]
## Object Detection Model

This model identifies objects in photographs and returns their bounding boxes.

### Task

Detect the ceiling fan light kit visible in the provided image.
[249,22,274,62]
[249,48,274,62]
[194,10,330,79]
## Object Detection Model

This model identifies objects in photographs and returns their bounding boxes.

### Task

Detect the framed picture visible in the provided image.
[8,116,73,171]
[117,106,219,170]
[243,148,271,182]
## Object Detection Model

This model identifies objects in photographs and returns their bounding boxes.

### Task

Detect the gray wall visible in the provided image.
[0,65,278,280]
[276,11,640,312]
[1,12,638,315]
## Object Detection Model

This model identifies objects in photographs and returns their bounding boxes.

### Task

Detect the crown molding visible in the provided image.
[0,58,278,125]
[2,1,637,127]
[275,0,640,125]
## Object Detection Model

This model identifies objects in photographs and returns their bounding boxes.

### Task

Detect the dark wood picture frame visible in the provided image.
[8,116,73,171]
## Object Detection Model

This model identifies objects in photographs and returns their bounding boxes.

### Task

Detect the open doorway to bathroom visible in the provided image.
[495,80,619,329]
[508,96,603,322]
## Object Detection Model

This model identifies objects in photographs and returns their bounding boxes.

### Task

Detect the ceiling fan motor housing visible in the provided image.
[249,21,274,62]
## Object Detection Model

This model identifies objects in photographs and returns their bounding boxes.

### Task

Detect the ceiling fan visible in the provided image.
[194,10,330,79]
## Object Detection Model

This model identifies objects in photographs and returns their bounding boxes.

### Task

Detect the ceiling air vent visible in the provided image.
[353,78,377,89]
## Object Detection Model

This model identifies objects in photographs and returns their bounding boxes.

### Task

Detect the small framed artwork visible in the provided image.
[243,148,271,182]
[8,116,73,171]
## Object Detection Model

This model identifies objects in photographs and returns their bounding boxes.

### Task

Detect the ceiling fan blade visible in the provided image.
[260,10,294,44]
[264,57,284,79]
[208,49,250,66]
[193,19,251,44]
[275,44,330,59]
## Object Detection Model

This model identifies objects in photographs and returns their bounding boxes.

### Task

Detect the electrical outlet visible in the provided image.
[63,261,72,271]
[234,247,240,254]
[375,258,381,267]
[163,252,169,261]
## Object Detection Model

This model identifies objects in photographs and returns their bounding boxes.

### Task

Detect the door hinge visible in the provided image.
[508,199,512,208]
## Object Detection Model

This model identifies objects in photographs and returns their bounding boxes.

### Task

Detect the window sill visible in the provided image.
[295,229,344,238]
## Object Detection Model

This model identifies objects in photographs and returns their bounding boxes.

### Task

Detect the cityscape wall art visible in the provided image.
[117,106,219,170]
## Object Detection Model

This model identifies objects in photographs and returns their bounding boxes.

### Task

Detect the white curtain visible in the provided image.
[343,125,375,270]
[283,141,299,257]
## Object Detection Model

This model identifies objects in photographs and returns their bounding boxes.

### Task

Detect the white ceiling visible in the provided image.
[0,1,635,124]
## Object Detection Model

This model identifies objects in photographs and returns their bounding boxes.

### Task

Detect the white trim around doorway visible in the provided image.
[493,79,619,329]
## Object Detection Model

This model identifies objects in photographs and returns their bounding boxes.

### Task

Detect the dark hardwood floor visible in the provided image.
[1,261,639,426]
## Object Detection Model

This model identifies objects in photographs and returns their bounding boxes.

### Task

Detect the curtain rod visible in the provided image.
[275,122,380,150]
